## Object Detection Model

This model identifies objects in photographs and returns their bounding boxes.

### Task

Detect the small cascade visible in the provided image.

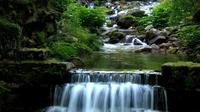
[46,70,168,112]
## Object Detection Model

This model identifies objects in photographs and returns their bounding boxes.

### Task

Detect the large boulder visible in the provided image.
[149,35,167,45]
[108,31,126,44]
[128,9,146,17]
[117,15,136,29]
[135,47,152,53]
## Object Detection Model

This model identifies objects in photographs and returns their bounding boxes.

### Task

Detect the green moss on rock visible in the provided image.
[162,62,200,90]
[0,60,74,86]
[117,15,136,29]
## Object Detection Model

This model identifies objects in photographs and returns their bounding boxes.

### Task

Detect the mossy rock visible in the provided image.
[161,62,200,90]
[108,31,125,44]
[117,15,136,29]
[0,59,74,86]
[128,9,146,17]
[18,48,49,60]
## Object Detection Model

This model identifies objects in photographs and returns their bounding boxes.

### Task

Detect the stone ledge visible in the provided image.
[0,48,49,60]
[0,59,75,86]
[161,61,200,89]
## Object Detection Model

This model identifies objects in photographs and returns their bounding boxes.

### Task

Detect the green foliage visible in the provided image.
[178,25,200,50]
[169,0,200,25]
[151,0,171,28]
[79,7,106,32]
[50,42,77,60]
[135,16,151,33]
[0,17,21,38]
[48,0,75,12]
[50,41,92,60]
[35,32,46,47]
[64,4,106,32]
[0,17,21,49]
[154,0,200,25]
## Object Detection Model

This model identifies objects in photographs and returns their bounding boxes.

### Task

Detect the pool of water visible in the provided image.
[82,48,186,71]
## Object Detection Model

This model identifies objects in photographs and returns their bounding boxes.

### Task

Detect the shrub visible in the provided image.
[151,0,171,28]
[50,41,77,60]
[48,0,74,13]
[50,41,92,60]
[0,17,21,49]
[178,25,200,50]
[169,0,200,25]
[79,7,106,32]
[135,16,151,33]
[64,4,106,32]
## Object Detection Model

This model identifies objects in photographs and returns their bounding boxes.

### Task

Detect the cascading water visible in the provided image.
[46,1,171,112]
[46,70,168,112]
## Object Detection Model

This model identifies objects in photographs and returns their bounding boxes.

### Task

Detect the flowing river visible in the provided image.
[46,1,186,112]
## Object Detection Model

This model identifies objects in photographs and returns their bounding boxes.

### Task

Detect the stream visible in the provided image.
[46,1,186,112]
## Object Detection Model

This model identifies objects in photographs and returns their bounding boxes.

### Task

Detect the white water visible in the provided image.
[47,71,168,112]
[46,1,168,112]
[48,82,167,112]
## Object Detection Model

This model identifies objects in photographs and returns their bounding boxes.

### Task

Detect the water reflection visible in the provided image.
[82,51,185,70]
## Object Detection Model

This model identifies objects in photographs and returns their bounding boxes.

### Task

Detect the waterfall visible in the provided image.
[46,70,168,112]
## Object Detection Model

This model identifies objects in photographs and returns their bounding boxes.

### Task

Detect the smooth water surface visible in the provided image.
[82,49,185,70]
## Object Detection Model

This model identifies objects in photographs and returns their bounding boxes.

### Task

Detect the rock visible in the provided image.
[159,29,170,37]
[149,36,166,45]
[162,62,200,112]
[168,36,178,42]
[151,44,160,54]
[0,59,73,85]
[108,31,126,44]
[159,43,172,49]
[117,15,136,29]
[18,48,49,60]
[167,47,178,54]
[144,25,153,31]
[162,62,200,89]
[135,47,152,53]
[149,28,161,36]
[164,26,179,34]
[128,9,146,17]
[106,20,114,27]
[69,57,84,68]
[151,44,160,49]
[137,34,146,42]
[145,28,161,44]
[101,28,117,36]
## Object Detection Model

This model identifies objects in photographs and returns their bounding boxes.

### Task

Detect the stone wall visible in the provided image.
[0,60,74,112]
[161,62,200,112]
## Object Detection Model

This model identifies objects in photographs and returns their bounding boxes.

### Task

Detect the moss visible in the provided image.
[108,31,126,44]
[0,60,73,86]
[20,48,48,52]
[117,15,136,29]
[163,61,200,67]
[162,61,200,90]
[129,10,146,17]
